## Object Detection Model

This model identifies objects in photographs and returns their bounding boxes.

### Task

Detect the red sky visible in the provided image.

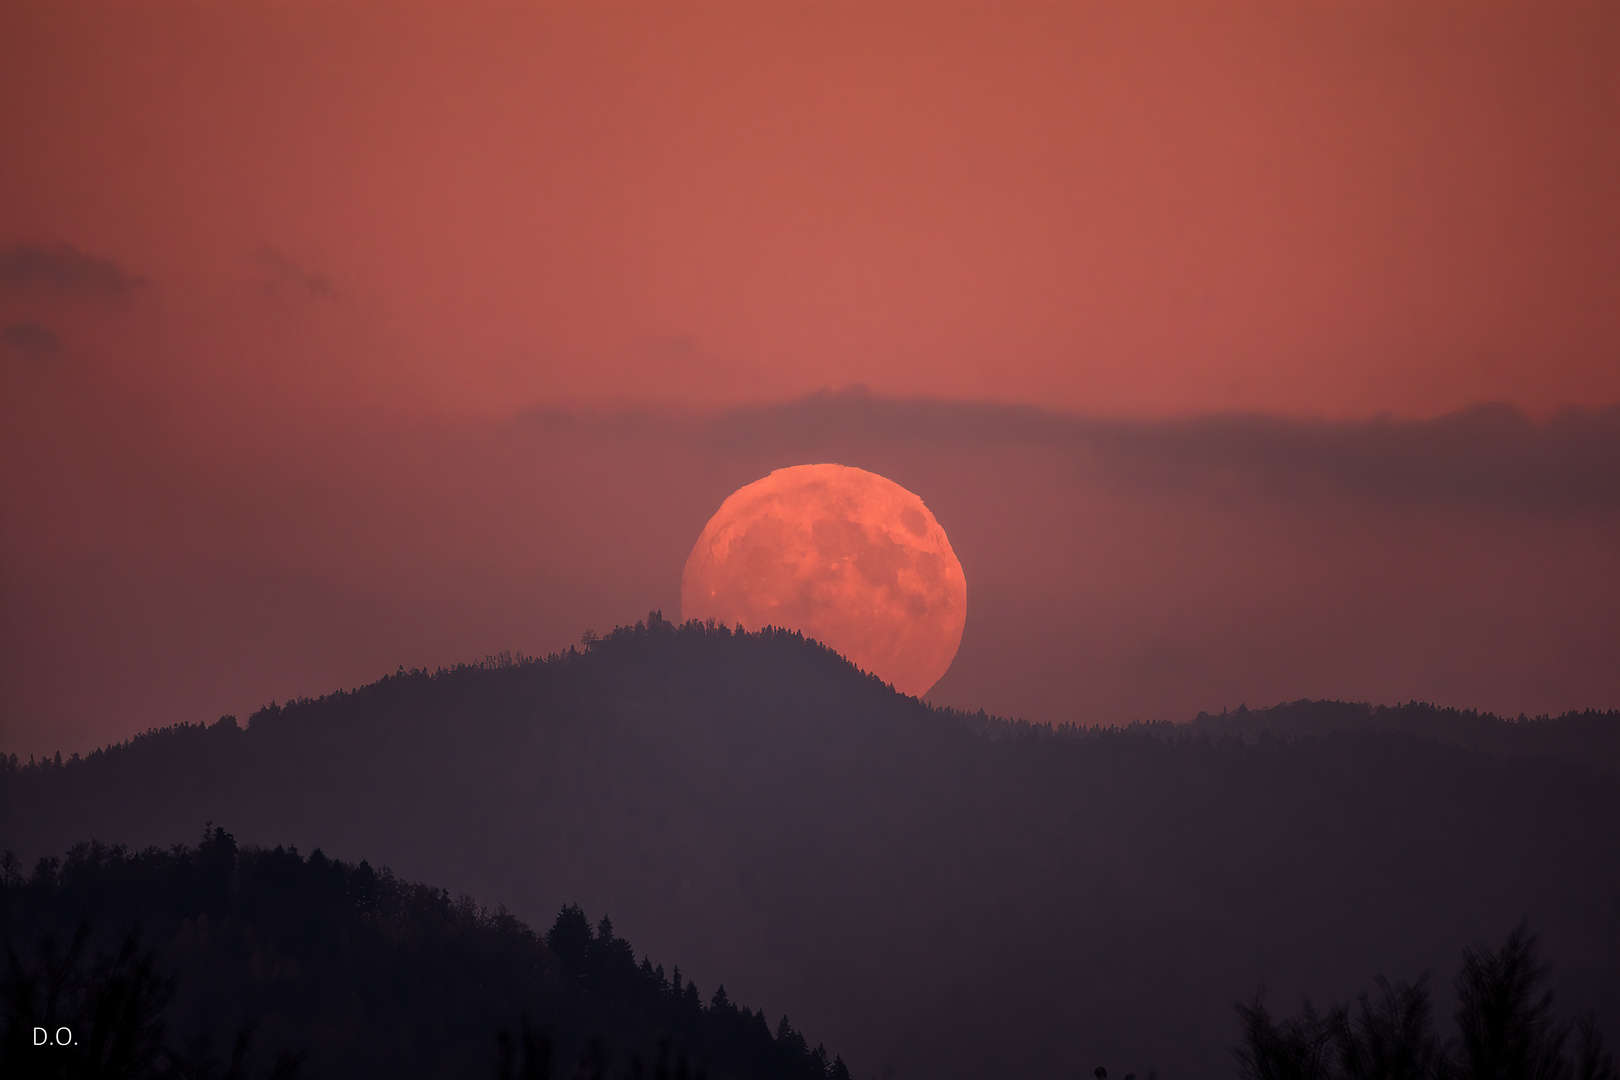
[2,2,1617,754]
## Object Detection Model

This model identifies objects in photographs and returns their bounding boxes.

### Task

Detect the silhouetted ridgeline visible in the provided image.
[952,696,1618,776]
[1,826,845,1079]
[1181,700,1619,776]
[2,615,1616,1077]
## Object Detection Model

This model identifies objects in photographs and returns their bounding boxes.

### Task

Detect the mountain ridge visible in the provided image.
[2,615,1615,1077]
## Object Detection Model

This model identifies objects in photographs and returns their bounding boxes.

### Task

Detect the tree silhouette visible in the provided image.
[1452,924,1569,1080]
[3,831,843,1079]
[1234,994,1340,1080]
[1340,976,1442,1080]
[1234,926,1614,1080]
[3,615,1613,1078]
[0,924,173,1079]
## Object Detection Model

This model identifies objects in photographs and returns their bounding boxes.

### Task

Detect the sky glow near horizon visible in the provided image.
[1,2,1617,753]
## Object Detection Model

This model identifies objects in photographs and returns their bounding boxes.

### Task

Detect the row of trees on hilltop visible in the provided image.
[1236,926,1614,1080]
[536,903,843,1080]
[5,612,1610,793]
[0,827,847,1079]
[1184,701,1619,777]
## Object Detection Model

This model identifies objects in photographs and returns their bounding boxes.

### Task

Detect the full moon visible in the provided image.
[681,464,967,697]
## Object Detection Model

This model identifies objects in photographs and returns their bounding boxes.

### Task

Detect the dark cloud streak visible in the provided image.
[0,241,145,299]
[695,390,1620,517]
[255,245,338,300]
[2,320,61,359]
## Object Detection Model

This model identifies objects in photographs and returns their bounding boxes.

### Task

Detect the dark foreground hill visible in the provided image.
[2,617,1616,1077]
[1,827,842,1079]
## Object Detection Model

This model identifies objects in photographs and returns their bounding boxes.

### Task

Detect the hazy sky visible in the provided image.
[3,2,1617,754]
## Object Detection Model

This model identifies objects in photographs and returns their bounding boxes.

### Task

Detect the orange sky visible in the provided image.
[2,1,1616,420]
[3,2,1618,754]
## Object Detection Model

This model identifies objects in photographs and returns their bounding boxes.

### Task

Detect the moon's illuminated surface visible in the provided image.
[681,464,967,697]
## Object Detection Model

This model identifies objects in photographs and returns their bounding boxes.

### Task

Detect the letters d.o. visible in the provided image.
[33,1026,72,1046]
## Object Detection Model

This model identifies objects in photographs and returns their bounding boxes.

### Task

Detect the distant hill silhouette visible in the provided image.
[2,615,1615,1077]
[950,696,1618,778]
[1,826,843,1079]
[1180,700,1619,776]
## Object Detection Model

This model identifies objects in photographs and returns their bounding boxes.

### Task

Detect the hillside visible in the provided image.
[2,616,1616,1077]
[1,827,842,1079]
[1181,700,1619,775]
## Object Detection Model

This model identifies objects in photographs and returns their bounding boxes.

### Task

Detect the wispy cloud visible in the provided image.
[0,242,146,299]
[255,245,337,300]
[696,391,1620,517]
[2,320,62,359]
[0,241,145,299]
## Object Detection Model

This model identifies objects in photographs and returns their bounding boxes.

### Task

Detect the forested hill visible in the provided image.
[1,827,843,1079]
[1179,700,1619,774]
[954,691,1617,777]
[2,616,1616,1077]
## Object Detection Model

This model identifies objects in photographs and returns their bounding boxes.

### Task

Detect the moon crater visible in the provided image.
[681,464,967,697]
